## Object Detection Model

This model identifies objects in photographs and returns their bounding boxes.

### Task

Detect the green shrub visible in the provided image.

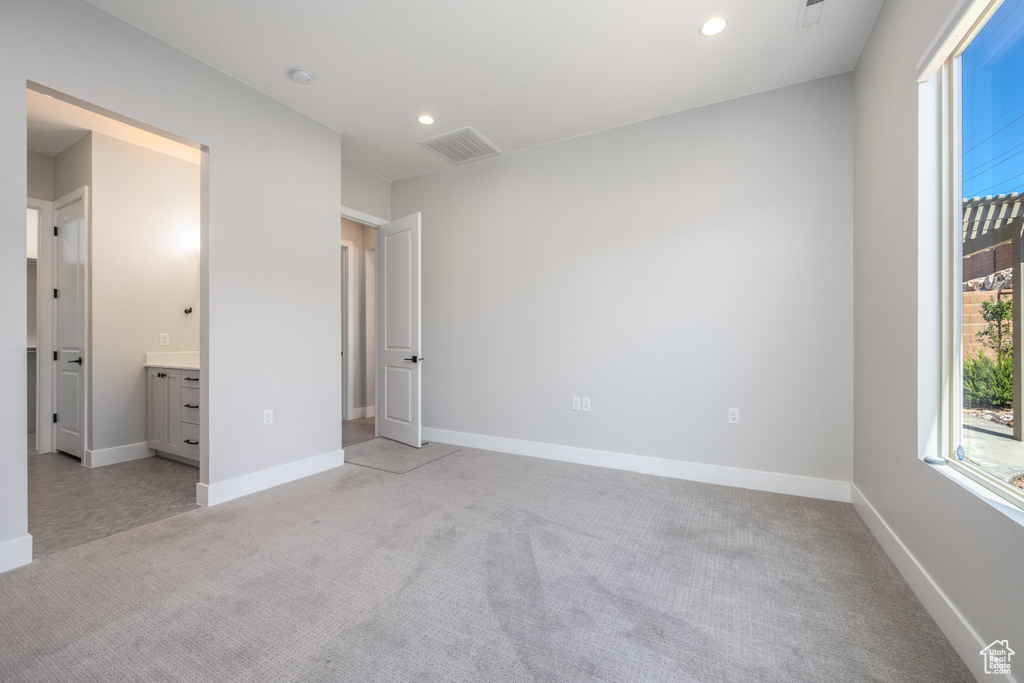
[978,297,1013,360]
[963,349,1013,408]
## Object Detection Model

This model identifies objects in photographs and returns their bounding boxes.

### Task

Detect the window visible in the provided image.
[947,0,1024,511]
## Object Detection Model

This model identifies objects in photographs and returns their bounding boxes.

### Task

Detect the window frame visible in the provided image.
[937,0,1024,514]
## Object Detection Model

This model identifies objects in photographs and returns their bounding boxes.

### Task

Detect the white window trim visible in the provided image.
[925,0,1024,523]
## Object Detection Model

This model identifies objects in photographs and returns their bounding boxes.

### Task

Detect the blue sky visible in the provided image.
[962,0,1024,198]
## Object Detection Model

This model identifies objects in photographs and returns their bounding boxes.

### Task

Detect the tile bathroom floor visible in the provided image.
[27,435,200,557]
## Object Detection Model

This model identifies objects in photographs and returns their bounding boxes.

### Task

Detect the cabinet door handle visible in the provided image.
[184,377,199,382]
[183,439,199,445]
[183,404,199,409]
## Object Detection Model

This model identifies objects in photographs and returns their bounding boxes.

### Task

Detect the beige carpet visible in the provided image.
[0,440,971,682]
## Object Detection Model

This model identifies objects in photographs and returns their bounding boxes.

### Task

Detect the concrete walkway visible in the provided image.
[962,413,1024,482]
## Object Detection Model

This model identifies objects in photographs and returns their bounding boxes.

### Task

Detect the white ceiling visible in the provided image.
[83,0,883,181]
[27,88,201,164]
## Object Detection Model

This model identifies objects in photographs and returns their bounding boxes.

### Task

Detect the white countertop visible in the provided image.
[144,351,200,370]
[144,362,200,370]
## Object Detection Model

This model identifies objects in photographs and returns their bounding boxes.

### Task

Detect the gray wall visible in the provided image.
[853,0,1024,670]
[90,133,200,452]
[393,73,854,483]
[0,0,341,561]
[54,135,92,201]
[26,151,54,201]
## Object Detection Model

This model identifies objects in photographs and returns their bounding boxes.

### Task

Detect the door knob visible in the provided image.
[403,355,423,363]
[67,357,82,365]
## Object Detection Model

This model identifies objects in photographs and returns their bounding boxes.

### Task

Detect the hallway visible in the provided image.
[342,416,376,448]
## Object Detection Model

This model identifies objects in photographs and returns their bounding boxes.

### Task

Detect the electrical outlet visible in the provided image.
[728,408,740,424]
[572,397,581,411]
[582,397,591,412]
[263,409,274,425]
[159,333,170,346]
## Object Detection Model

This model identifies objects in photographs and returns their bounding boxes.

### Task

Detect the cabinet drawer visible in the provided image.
[181,422,200,462]
[180,370,201,388]
[181,387,200,425]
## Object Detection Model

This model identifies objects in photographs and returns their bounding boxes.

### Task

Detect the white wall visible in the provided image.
[853,0,1024,676]
[0,0,342,570]
[90,132,200,452]
[393,73,854,490]
[341,159,390,221]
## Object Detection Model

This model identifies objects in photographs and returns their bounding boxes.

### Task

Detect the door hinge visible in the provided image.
[53,288,59,299]
[53,226,59,236]
[53,351,58,361]
[52,413,58,424]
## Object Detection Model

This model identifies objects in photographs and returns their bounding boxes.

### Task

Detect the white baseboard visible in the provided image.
[346,406,376,420]
[851,485,1010,683]
[85,442,152,468]
[365,406,375,418]
[0,534,33,574]
[196,448,345,507]
[422,427,851,502]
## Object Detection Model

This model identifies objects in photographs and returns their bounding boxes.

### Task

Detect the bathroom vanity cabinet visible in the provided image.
[147,365,201,466]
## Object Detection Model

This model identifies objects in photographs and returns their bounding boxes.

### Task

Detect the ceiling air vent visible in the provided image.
[797,0,826,29]
[420,127,501,164]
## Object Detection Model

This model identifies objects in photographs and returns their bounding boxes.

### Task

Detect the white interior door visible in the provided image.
[376,213,422,447]
[54,188,88,459]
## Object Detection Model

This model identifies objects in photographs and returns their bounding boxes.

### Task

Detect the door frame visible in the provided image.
[340,205,385,433]
[28,198,54,455]
[364,248,376,422]
[340,241,350,421]
[26,81,210,512]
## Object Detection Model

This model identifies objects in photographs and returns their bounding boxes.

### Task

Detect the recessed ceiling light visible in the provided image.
[699,17,727,37]
[288,68,313,84]
[418,115,435,125]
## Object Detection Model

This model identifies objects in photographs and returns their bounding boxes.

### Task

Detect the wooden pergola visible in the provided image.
[962,193,1024,439]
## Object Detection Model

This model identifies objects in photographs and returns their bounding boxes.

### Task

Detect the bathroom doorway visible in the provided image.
[26,83,205,557]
